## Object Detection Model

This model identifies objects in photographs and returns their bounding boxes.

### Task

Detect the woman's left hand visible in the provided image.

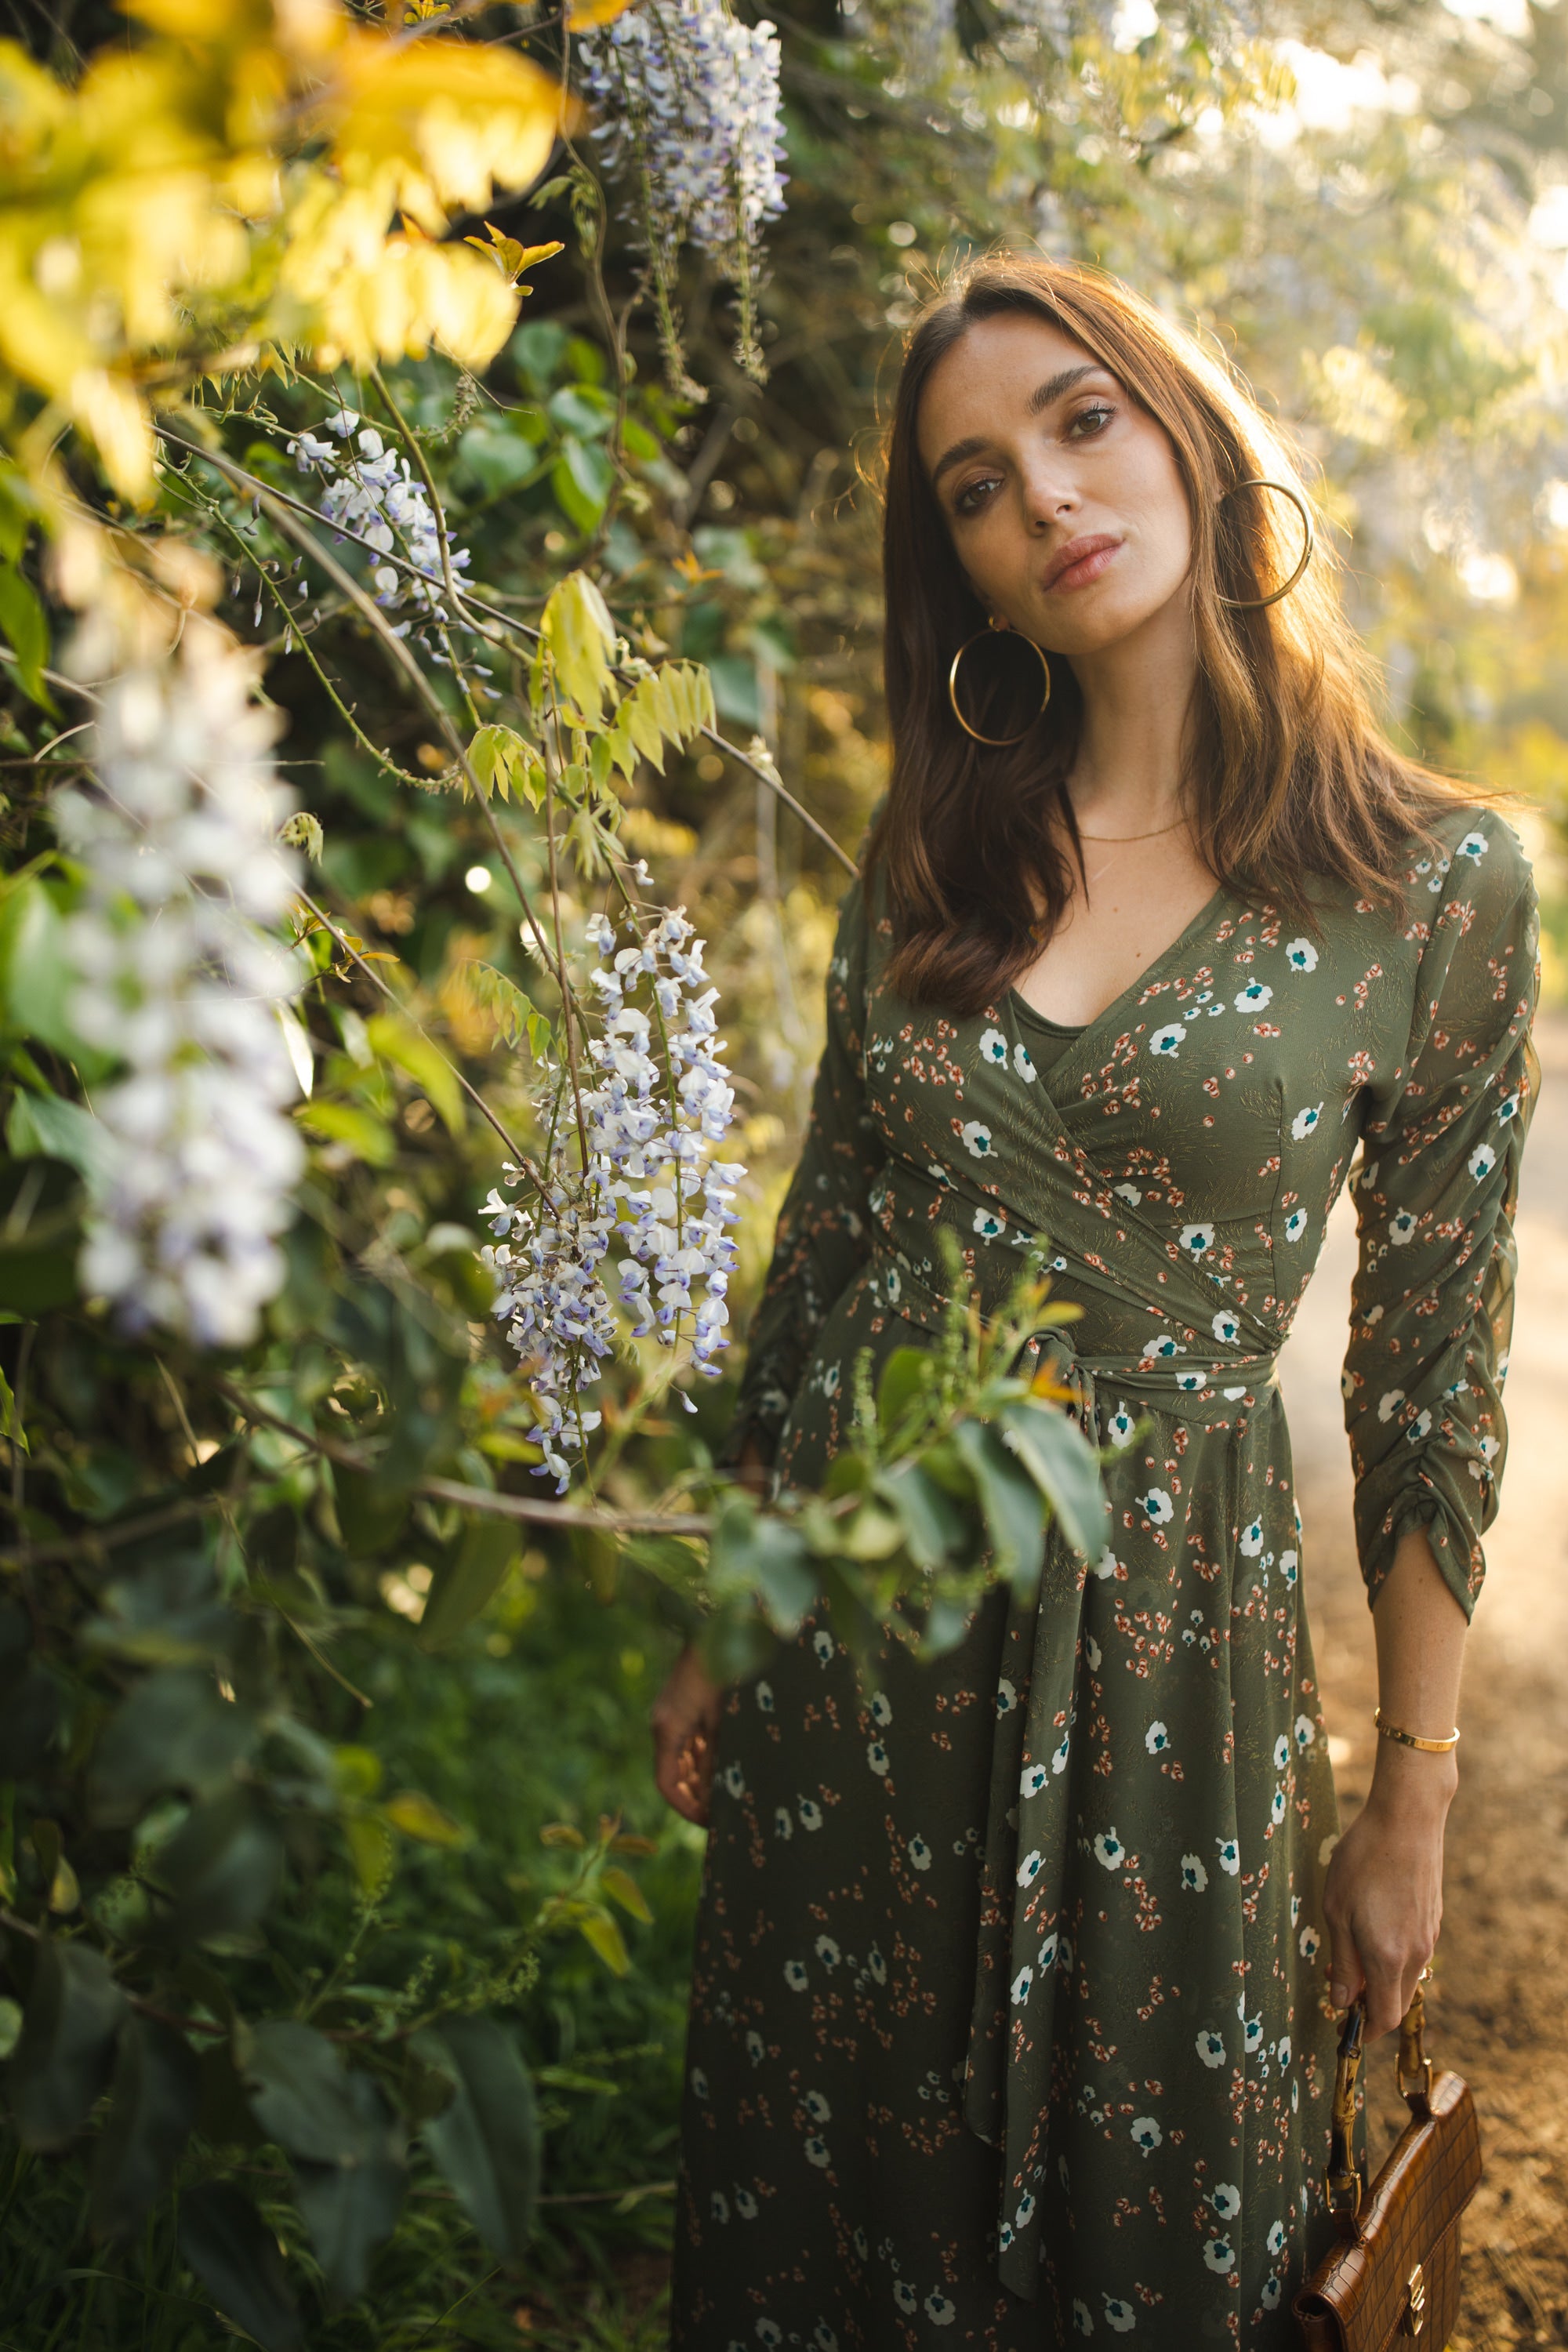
[1321,1751,1456,2038]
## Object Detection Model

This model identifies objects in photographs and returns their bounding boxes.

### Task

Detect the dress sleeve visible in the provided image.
[720,874,885,1468]
[1342,818,1541,1619]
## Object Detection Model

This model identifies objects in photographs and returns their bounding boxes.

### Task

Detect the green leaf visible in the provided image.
[599,1865,653,1926]
[5,1940,128,2149]
[89,2016,201,2241]
[550,438,614,533]
[875,1459,968,1573]
[540,570,616,721]
[413,2016,539,2261]
[951,1420,1048,1592]
[709,1497,818,1636]
[292,2069,407,2304]
[5,1088,111,1184]
[382,1789,468,1846]
[365,1014,466,1138]
[332,1461,411,1557]
[0,561,56,713]
[149,1789,284,1945]
[466,723,540,804]
[0,880,88,1058]
[996,1398,1111,1563]
[464,961,539,1052]
[296,1100,396,1167]
[877,1347,931,1438]
[245,2020,361,2164]
[178,2181,303,2352]
[419,1516,519,1650]
[89,1668,259,1827]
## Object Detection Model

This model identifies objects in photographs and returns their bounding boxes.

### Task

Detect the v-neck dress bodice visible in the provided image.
[671,806,1539,2350]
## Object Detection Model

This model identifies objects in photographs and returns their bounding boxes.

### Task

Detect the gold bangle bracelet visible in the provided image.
[1374,1708,1460,1755]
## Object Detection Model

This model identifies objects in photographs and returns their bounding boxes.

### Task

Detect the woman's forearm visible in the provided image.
[1367,1523,1468,1811]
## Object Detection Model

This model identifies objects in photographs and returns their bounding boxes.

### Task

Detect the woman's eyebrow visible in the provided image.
[928,363,1109,487]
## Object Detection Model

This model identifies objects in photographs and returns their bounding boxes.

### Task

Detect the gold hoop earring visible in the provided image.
[947,616,1052,746]
[1215,477,1315,610]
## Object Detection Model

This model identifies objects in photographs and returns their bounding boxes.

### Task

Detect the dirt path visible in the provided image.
[1282,1011,1568,2350]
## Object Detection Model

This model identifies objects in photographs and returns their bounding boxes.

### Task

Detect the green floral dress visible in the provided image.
[671,804,1538,2350]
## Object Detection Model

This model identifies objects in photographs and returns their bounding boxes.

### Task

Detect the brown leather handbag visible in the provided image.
[1294,1983,1482,2350]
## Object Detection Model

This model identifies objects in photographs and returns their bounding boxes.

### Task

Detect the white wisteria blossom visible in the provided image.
[578,0,786,380]
[285,409,478,649]
[481,903,743,1490]
[53,620,306,1346]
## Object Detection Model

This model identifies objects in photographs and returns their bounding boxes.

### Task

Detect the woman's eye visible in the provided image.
[954,474,1002,515]
[1069,404,1116,438]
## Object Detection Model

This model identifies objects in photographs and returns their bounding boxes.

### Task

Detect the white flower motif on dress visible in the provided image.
[1018,1847,1044,1886]
[798,1797,823,1829]
[1176,1370,1205,1393]
[1196,2028,1228,2068]
[1291,1102,1323,1141]
[1216,1836,1240,1875]
[1015,2190,1036,2227]
[1468,1141,1497,1181]
[1283,1208,1308,1241]
[1131,2114,1162,2152]
[1072,2301,1094,2337]
[1011,1962,1034,2005]
[1021,1762,1048,1798]
[1137,1487,1174,1526]
[996,1677,1018,1716]
[746,2030,764,2065]
[783,1960,808,1990]
[1242,2011,1264,2054]
[1267,2220,1287,2259]
[1212,1309,1240,1343]
[893,2282,917,2314]
[1039,1930,1059,1969]
[1203,2238,1236,2274]
[1179,1222,1214,1256]
[866,1740,890,1777]
[908,1834,932,1871]
[973,1206,1007,1239]
[1294,1713,1317,1750]
[1388,1208,1417,1246]
[812,1628,835,1662]
[720,1761,745,1798]
[1211,2183,1241,2220]
[1405,1407,1432,1445]
[1103,2299,1137,2333]
[774,1805,793,1839]
[1277,2033,1292,2067]
[960,1120,994,1159]
[1085,1634,1102,1671]
[1114,1181,1142,1206]
[1145,1720,1171,1755]
[757,2322,783,2348]
[1285,937,1318,971]
[1142,1332,1181,1360]
[1281,1547,1299,1586]
[1150,1022,1187,1057]
[735,2185,759,2219]
[1273,1733,1290,1770]
[1180,1853,1208,1892]
[1093,1546,1120,1579]
[1052,1732,1071,1774]
[869,1945,887,1984]
[1014,1041,1037,1082]
[1457,829,1489,862]
[813,2324,838,2352]
[815,1935,840,1973]
[1240,1518,1265,1557]
[803,2089,831,2122]
[1106,1404,1138,1446]
[756,1680,774,1711]
[804,2136,831,2169]
[1236,981,1272,1012]
[979,1026,1009,1065]
[1094,1828,1127,1871]
[924,2294,956,2328]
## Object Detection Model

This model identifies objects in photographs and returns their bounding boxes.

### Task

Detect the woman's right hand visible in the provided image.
[652,1642,724,1826]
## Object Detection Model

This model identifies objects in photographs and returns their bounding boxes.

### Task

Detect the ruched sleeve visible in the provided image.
[1343,814,1541,1618]
[722,875,884,1469]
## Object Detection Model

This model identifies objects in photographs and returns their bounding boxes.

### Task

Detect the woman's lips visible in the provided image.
[1041,535,1122,594]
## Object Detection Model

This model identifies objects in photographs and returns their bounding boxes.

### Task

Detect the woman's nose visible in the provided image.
[1018,459,1080,531]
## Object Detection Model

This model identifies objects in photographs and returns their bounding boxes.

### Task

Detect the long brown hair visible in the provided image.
[866,255,1470,1014]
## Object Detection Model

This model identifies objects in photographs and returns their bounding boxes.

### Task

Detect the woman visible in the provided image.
[656,257,1539,2347]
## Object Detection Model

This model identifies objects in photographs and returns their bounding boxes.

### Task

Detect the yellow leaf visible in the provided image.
[48,1857,81,1915]
[566,0,637,25]
[541,570,617,724]
[599,1865,653,1926]
[383,1789,469,1846]
[345,1811,395,1896]
[334,1744,384,1801]
[68,369,155,504]
[463,225,564,288]
[539,1821,586,1849]
[577,1908,630,1976]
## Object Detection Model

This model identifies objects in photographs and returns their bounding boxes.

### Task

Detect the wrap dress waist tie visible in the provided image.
[865,1237,1285,2301]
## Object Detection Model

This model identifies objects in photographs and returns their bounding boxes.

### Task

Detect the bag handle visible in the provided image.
[1324,1973,1435,2237]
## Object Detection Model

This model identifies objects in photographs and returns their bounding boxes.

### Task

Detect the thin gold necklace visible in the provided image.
[1074,815,1189,844]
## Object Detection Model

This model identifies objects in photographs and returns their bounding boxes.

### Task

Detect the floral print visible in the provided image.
[673,808,1538,2349]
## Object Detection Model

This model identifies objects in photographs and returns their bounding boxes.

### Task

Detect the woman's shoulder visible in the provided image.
[1404,797,1537,927]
